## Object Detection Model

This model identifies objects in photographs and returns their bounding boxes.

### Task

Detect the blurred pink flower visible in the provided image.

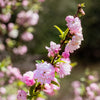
[0,72,4,78]
[7,66,22,80]
[90,83,99,91]
[0,13,11,23]
[21,32,33,41]
[13,45,27,55]
[0,87,6,94]
[17,90,27,100]
[22,0,29,7]
[7,95,17,100]
[0,44,5,51]
[16,11,39,27]
[72,81,81,88]
[8,23,14,31]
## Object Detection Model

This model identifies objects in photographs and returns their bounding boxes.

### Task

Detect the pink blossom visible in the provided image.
[8,76,15,84]
[0,72,4,78]
[7,66,22,80]
[95,96,100,100]
[8,23,14,31]
[44,78,60,95]
[45,41,61,57]
[13,45,27,55]
[65,34,83,53]
[90,83,99,91]
[65,15,82,34]
[16,11,39,27]
[0,44,5,51]
[7,95,16,100]
[86,86,95,99]
[22,71,35,86]
[0,0,5,7]
[72,81,81,88]
[17,90,27,100]
[87,91,95,99]
[0,24,6,30]
[22,0,29,7]
[56,58,72,78]
[74,88,81,96]
[34,62,55,84]
[0,13,11,23]
[88,75,95,81]
[62,51,70,58]
[0,87,6,94]
[21,32,33,41]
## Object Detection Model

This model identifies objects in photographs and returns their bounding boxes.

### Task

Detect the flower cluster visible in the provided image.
[72,71,100,100]
[64,16,83,53]
[0,58,24,100]
[0,0,44,55]
[17,4,85,100]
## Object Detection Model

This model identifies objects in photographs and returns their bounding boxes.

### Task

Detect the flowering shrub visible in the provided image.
[0,57,26,100]
[72,70,100,100]
[17,3,85,100]
[0,0,45,55]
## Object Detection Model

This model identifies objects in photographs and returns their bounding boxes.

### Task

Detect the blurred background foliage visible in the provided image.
[28,0,100,62]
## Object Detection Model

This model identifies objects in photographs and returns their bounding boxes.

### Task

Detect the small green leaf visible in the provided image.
[36,60,42,64]
[51,80,59,87]
[37,92,47,99]
[54,25,63,35]
[17,81,25,87]
[41,60,44,63]
[63,28,69,40]
[29,84,36,96]
[81,3,85,7]
[71,62,77,67]
[27,95,33,100]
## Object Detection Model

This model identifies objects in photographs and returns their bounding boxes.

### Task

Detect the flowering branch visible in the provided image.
[17,3,85,100]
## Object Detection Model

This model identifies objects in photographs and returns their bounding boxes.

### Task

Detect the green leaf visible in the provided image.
[27,95,33,100]
[81,3,85,7]
[17,81,25,87]
[54,25,63,35]
[41,60,44,63]
[37,92,47,99]
[63,28,69,40]
[36,60,41,64]
[80,83,86,96]
[0,57,11,69]
[51,80,60,87]
[71,62,77,67]
[55,73,60,79]
[29,84,36,96]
